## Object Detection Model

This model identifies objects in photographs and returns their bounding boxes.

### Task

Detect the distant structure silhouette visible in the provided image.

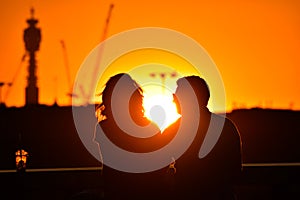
[60,40,79,104]
[87,4,114,105]
[0,82,11,105]
[23,8,41,105]
[149,71,178,94]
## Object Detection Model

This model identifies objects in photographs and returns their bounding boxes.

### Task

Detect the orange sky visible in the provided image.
[0,0,299,112]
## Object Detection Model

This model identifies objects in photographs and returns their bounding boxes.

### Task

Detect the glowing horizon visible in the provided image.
[1,1,300,112]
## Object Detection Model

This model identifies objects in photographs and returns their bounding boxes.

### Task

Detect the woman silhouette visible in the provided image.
[94,73,176,199]
[95,73,177,153]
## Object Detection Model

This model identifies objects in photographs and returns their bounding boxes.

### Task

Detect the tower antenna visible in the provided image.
[23,7,41,105]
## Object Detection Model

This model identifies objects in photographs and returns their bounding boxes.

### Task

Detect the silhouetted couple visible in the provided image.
[95,73,242,200]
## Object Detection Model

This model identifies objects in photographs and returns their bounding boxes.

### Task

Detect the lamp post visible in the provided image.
[15,149,29,173]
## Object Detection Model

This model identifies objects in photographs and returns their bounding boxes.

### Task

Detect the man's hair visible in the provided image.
[177,76,210,106]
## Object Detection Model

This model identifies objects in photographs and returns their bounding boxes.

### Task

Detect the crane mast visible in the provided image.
[60,40,78,104]
[85,3,114,105]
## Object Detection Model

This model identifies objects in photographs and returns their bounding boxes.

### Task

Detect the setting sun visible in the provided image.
[143,92,180,131]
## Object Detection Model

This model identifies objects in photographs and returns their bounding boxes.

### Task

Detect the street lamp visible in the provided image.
[15,149,29,172]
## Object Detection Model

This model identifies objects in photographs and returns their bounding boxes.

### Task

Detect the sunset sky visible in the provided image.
[0,0,299,112]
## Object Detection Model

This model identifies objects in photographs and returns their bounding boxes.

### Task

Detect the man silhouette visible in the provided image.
[163,76,242,199]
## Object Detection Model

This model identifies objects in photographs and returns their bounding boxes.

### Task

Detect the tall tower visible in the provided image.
[23,8,41,105]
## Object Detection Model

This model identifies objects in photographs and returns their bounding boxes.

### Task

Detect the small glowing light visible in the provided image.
[15,149,29,172]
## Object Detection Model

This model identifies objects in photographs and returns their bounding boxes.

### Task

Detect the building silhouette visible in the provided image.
[24,8,41,105]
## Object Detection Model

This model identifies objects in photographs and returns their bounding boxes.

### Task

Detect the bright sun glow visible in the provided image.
[143,94,180,131]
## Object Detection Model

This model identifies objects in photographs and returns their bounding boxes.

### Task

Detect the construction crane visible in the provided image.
[85,3,114,105]
[0,82,13,104]
[100,4,114,47]
[0,82,8,105]
[60,40,78,104]
[2,54,27,104]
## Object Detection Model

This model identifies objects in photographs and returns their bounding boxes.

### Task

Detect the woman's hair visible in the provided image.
[96,73,144,121]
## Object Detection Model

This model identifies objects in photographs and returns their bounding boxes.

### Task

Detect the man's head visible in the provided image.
[174,76,210,113]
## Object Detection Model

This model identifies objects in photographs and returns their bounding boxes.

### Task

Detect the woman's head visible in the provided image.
[98,73,145,124]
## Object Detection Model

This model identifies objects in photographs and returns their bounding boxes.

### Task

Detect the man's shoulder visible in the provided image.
[210,113,239,136]
[212,113,236,125]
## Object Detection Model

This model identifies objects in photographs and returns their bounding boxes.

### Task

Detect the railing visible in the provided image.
[0,166,102,173]
[0,163,299,199]
[1,162,299,173]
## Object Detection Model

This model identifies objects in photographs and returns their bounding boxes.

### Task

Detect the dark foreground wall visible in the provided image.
[0,165,299,200]
[0,105,300,199]
[227,108,300,163]
[0,105,100,169]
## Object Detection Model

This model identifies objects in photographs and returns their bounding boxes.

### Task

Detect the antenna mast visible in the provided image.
[23,7,41,105]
